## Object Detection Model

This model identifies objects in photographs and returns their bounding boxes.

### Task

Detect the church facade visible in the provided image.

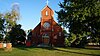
[27,5,65,47]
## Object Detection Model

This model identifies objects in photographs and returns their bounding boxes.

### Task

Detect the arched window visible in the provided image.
[42,33,49,38]
[46,11,48,16]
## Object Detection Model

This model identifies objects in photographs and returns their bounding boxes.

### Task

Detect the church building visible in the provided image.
[27,5,65,47]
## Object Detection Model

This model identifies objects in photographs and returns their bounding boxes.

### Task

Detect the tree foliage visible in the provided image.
[9,24,26,46]
[0,14,5,41]
[56,0,100,47]
[0,5,20,42]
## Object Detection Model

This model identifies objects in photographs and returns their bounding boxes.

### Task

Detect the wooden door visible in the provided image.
[42,38,49,44]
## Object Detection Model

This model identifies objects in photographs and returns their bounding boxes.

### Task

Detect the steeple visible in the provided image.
[41,0,54,19]
[46,0,49,5]
[41,5,54,19]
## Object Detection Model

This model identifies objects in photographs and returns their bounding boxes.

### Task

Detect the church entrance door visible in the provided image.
[42,33,49,45]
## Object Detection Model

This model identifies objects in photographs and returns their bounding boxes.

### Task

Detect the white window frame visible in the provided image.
[46,11,48,16]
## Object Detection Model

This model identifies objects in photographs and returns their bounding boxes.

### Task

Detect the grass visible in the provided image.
[0,47,100,56]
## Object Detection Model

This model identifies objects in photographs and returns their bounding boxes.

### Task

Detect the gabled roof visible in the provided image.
[41,5,53,12]
[32,22,41,32]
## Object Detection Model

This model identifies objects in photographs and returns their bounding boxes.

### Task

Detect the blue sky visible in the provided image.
[0,0,63,30]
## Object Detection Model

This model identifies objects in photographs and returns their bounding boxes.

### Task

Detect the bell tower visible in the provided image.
[40,5,54,44]
[41,5,54,31]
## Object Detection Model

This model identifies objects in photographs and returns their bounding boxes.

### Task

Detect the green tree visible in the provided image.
[0,3,20,43]
[9,24,26,46]
[3,11,19,42]
[0,13,5,42]
[56,0,100,47]
[3,5,20,42]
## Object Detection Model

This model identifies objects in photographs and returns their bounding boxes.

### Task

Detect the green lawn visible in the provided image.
[0,47,100,56]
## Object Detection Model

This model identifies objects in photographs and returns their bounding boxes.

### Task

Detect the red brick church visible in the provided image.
[27,5,65,47]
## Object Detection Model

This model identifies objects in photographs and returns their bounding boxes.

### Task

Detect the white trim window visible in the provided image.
[46,11,48,16]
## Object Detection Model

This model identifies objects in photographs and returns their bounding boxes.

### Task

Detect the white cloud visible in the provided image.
[11,2,20,7]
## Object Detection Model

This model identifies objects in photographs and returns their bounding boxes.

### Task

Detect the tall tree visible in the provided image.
[56,0,100,47]
[9,24,26,46]
[5,3,20,29]
[0,3,20,42]
[0,13,5,41]
[3,3,20,42]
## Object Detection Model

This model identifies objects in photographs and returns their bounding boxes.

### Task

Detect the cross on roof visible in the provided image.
[46,0,49,5]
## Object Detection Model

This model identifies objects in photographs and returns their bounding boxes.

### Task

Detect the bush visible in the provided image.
[65,38,71,47]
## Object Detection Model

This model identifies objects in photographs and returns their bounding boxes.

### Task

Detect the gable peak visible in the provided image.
[41,5,53,12]
[41,5,54,18]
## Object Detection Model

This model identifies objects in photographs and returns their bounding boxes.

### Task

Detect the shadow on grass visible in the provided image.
[63,47,100,50]
[13,45,30,51]
[40,47,100,56]
[13,46,100,56]
[84,48,100,50]
[13,45,44,51]
[54,48,100,56]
